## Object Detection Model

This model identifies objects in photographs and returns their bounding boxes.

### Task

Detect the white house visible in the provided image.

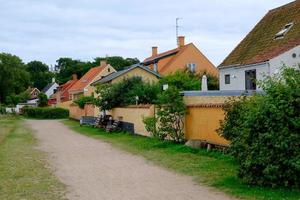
[219,0,300,90]
[42,78,59,98]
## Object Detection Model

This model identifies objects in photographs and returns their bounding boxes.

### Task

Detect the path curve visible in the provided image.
[27,120,234,200]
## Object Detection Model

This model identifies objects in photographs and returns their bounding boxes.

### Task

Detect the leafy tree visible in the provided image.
[5,92,29,106]
[26,61,54,90]
[0,53,30,103]
[55,56,140,84]
[95,77,159,110]
[38,92,48,107]
[155,86,186,142]
[74,96,95,109]
[159,70,200,91]
[218,67,300,187]
[94,56,139,71]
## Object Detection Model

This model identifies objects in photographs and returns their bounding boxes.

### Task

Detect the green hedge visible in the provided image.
[23,107,69,119]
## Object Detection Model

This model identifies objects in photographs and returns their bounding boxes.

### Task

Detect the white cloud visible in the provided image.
[0,0,293,66]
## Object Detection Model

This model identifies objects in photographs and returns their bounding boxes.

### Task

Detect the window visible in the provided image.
[187,63,196,73]
[108,67,111,72]
[275,22,293,40]
[225,74,230,84]
[245,69,256,90]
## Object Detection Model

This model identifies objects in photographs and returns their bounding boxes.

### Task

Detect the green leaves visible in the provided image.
[218,67,300,187]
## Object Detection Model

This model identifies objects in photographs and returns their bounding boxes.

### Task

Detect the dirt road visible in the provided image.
[27,120,234,200]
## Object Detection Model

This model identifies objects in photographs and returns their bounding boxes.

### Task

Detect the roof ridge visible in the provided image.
[268,0,299,13]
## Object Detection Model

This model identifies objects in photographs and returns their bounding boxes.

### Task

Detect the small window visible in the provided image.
[108,68,111,72]
[187,63,196,73]
[275,22,293,40]
[225,74,230,84]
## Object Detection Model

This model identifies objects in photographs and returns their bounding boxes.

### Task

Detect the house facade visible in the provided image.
[42,78,59,98]
[219,0,300,90]
[142,36,218,76]
[91,64,160,86]
[68,61,116,100]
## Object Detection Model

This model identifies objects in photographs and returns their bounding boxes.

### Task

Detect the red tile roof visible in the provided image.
[59,79,78,101]
[69,66,105,93]
[220,0,300,67]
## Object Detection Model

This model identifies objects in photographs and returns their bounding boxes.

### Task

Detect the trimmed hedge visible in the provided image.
[23,107,69,119]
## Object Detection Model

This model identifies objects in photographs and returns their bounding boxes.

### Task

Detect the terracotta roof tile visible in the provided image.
[69,66,105,92]
[220,0,300,67]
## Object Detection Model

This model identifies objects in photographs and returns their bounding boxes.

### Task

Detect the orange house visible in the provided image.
[142,36,218,76]
[68,61,116,100]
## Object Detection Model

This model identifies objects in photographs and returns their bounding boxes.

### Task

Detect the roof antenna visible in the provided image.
[176,18,182,46]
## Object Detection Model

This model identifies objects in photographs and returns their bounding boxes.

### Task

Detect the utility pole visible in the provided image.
[176,18,182,46]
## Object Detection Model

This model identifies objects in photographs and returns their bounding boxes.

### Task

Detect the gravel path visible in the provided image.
[27,120,234,200]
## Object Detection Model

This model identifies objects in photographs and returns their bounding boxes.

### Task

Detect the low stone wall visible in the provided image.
[110,105,155,137]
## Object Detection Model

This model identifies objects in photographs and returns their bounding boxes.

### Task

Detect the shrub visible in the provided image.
[74,96,95,109]
[95,77,159,110]
[38,92,48,107]
[0,105,6,114]
[218,67,300,187]
[143,87,186,143]
[23,107,69,119]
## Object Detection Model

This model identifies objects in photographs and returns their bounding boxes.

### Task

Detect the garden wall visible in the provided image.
[69,103,96,120]
[110,105,155,136]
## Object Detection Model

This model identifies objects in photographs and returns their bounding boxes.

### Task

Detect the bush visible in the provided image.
[74,96,95,109]
[0,105,6,114]
[38,92,48,107]
[23,107,69,119]
[218,67,300,187]
[95,77,159,110]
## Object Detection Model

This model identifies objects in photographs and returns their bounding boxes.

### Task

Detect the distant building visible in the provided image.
[26,87,40,104]
[219,0,300,90]
[142,36,218,76]
[68,61,116,100]
[91,64,160,86]
[54,74,78,104]
[42,78,59,98]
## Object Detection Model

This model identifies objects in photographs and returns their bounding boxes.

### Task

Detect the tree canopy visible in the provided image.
[55,56,140,84]
[26,61,54,90]
[0,53,30,103]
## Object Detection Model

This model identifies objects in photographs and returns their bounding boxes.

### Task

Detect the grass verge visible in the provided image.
[64,119,300,200]
[0,116,65,200]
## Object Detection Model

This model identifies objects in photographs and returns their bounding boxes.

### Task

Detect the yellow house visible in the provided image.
[142,36,218,76]
[68,61,116,100]
[91,64,160,86]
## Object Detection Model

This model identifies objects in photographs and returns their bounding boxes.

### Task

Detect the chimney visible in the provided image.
[178,36,185,48]
[201,75,208,91]
[72,74,78,80]
[152,46,158,56]
[100,60,107,67]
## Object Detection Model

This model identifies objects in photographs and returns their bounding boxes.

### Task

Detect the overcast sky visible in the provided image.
[0,0,293,67]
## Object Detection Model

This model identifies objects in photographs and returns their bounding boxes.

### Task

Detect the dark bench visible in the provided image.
[80,116,97,126]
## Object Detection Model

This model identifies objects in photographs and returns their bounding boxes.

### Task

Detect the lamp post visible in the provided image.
[135,96,139,105]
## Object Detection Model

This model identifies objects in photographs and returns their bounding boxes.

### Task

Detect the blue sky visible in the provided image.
[0,0,293,67]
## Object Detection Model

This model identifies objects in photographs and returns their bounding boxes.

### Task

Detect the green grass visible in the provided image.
[0,116,65,200]
[64,119,300,200]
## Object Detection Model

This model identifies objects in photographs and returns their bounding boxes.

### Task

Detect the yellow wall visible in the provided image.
[161,44,218,76]
[57,100,73,110]
[111,67,159,84]
[183,95,230,146]
[185,106,229,146]
[110,105,155,136]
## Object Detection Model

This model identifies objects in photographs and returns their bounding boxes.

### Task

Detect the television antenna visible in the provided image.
[176,18,182,46]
